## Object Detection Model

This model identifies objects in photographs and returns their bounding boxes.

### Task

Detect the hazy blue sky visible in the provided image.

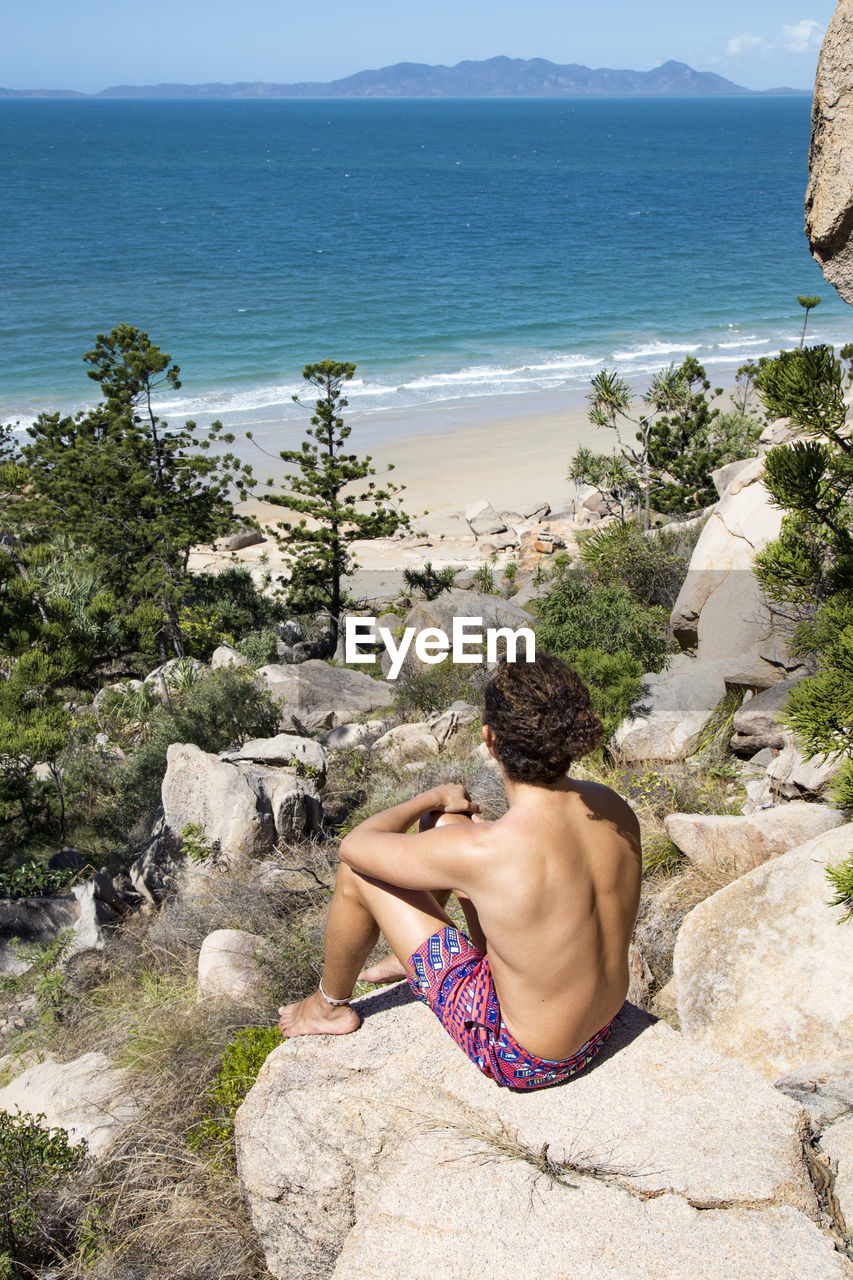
[0,0,839,92]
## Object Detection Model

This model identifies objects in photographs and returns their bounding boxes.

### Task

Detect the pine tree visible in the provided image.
[21,325,253,657]
[754,344,853,607]
[754,343,853,807]
[259,360,409,653]
[586,357,753,525]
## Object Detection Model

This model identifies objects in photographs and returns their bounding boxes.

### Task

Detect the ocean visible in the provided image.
[1,96,848,447]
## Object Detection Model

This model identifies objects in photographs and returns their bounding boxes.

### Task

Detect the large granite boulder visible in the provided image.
[669,457,800,686]
[664,802,847,876]
[257,660,394,733]
[130,743,323,899]
[673,823,853,1080]
[0,1053,138,1159]
[611,653,726,761]
[233,990,846,1280]
[161,743,321,856]
[806,0,853,304]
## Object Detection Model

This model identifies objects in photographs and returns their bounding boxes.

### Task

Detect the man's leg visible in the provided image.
[359,811,486,984]
[277,859,454,1037]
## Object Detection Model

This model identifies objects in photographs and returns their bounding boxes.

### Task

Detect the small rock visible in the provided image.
[197,929,275,1003]
[211,643,250,670]
[320,723,376,751]
[222,528,265,551]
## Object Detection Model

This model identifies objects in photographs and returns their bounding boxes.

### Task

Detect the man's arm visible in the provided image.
[338,784,483,891]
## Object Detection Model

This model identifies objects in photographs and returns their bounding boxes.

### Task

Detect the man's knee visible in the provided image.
[419,810,473,832]
[336,860,367,900]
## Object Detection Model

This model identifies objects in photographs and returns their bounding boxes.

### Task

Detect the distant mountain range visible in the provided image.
[0,58,809,100]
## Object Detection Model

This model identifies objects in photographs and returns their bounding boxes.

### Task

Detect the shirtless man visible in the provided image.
[278,653,642,1090]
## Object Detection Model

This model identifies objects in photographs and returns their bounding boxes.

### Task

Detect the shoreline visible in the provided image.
[188,372,744,602]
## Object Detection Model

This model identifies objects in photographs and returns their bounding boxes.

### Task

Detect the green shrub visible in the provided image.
[708,409,763,464]
[232,626,280,667]
[178,567,286,661]
[180,822,219,864]
[826,855,853,923]
[189,1026,281,1167]
[114,666,281,831]
[0,861,79,901]
[402,562,455,601]
[536,564,673,673]
[392,660,488,722]
[785,595,853,808]
[578,520,702,610]
[473,563,496,594]
[0,1109,85,1273]
[567,648,645,743]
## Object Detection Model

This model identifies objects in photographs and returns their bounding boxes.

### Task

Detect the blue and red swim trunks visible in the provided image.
[406,925,613,1091]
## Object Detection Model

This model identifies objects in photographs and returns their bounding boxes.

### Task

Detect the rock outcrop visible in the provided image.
[234,990,848,1280]
[130,742,323,900]
[614,457,807,760]
[669,456,798,686]
[664,802,847,876]
[673,823,853,1080]
[257,660,394,734]
[0,1053,138,1159]
[806,0,853,304]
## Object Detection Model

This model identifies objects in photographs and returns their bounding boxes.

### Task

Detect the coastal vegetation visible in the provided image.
[0,329,851,1276]
[534,520,700,738]
[579,355,762,527]
[252,359,410,656]
[753,342,853,809]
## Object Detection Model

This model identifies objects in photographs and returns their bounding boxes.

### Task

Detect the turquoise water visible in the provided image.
[1,97,848,435]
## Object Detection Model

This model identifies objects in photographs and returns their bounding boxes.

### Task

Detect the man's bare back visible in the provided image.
[445,779,641,1060]
[278,654,642,1088]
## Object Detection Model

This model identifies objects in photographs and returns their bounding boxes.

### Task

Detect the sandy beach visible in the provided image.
[239,390,600,530]
[190,378,739,600]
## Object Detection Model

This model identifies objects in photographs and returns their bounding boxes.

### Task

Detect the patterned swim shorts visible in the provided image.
[406,925,613,1091]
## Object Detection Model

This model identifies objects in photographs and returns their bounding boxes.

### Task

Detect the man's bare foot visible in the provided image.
[278,990,361,1037]
[358,954,408,984]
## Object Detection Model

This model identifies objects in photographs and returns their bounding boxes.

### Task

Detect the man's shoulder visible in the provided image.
[571,779,640,838]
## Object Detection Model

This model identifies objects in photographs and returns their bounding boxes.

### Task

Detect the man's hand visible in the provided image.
[427,784,481,816]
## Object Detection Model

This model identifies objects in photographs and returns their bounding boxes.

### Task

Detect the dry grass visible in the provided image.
[431,1112,651,1196]
[0,858,334,1280]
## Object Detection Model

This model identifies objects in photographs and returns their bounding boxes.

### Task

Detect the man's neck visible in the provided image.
[503,771,575,809]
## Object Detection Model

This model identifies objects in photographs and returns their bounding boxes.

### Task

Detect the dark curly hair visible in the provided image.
[482,654,603,784]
